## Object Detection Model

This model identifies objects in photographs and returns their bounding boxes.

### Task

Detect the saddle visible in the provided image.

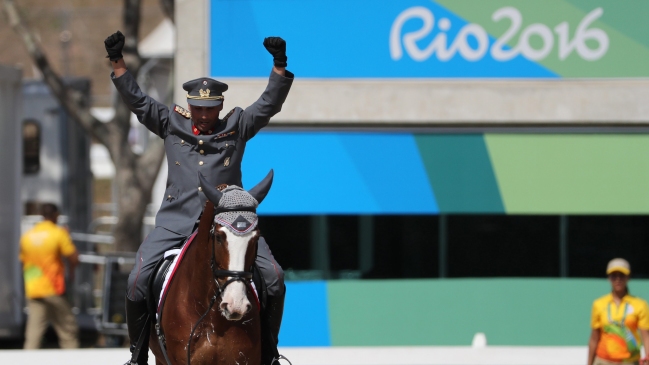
[146,243,268,318]
[147,252,177,316]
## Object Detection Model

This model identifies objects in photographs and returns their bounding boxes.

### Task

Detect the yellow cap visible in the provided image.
[606,258,630,276]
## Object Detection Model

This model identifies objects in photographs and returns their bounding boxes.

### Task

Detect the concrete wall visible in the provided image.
[0,65,23,337]
[174,0,209,105]
[219,78,649,126]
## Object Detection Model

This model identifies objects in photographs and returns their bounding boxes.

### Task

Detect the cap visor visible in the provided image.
[187,98,223,107]
[607,267,630,275]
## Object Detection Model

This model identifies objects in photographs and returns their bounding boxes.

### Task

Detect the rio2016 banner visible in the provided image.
[211,0,649,78]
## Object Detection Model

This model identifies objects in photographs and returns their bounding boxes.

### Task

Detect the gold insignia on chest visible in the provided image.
[224,157,230,167]
[216,131,236,139]
[199,89,210,98]
[174,105,191,119]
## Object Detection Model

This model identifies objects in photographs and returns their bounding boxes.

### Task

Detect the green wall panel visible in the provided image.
[327,279,649,346]
[565,0,649,49]
[416,135,504,213]
[485,134,649,214]
[435,0,649,77]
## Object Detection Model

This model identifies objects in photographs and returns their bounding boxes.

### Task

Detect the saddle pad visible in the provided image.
[157,231,259,319]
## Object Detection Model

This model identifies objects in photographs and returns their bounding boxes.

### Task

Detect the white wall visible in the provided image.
[218,78,649,126]
[0,346,588,365]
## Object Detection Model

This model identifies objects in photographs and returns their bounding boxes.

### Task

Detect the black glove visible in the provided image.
[104,31,125,62]
[263,37,287,68]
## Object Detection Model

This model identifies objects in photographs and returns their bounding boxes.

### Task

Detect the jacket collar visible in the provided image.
[169,104,237,143]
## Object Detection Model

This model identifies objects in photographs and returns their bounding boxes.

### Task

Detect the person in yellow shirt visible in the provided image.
[19,203,80,349]
[589,258,649,365]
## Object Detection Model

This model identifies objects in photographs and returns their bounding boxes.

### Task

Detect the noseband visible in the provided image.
[211,268,253,293]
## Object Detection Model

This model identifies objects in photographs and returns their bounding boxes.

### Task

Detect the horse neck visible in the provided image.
[182,230,219,300]
[180,202,220,298]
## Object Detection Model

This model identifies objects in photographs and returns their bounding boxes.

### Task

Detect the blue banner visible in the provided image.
[212,0,649,78]
[241,132,438,215]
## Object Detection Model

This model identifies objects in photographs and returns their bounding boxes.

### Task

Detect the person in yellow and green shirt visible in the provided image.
[589,258,649,365]
[19,203,79,349]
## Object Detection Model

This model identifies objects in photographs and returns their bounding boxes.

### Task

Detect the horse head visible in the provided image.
[198,170,273,321]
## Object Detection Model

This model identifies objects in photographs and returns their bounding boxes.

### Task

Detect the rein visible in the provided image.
[186,220,254,365]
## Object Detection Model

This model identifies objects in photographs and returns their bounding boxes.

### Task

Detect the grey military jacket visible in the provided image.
[112,70,294,236]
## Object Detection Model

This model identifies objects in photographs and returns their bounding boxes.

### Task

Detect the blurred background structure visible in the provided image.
[0,0,649,353]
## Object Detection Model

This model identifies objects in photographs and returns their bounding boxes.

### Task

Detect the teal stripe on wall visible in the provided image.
[322,279,649,346]
[415,135,504,213]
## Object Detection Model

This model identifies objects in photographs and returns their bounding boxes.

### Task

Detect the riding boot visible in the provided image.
[262,290,285,365]
[124,297,150,365]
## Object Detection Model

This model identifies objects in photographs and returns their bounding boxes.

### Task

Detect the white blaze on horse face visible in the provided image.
[219,227,256,320]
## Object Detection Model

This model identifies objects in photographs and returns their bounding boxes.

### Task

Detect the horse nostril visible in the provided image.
[245,303,252,313]
[220,302,229,312]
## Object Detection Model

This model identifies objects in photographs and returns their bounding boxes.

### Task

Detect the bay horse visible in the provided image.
[149,170,274,365]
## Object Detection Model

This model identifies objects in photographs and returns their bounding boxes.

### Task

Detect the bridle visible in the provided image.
[187,216,255,365]
[183,171,273,365]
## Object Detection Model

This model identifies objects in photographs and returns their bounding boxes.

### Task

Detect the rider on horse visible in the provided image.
[104,31,293,365]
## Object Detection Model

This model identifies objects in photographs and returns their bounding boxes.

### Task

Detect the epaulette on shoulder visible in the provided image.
[222,108,235,121]
[174,105,191,119]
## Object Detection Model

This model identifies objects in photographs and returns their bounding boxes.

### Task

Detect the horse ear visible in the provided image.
[248,169,274,204]
[198,172,223,205]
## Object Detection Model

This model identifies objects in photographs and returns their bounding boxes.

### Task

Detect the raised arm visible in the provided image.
[239,37,294,140]
[105,31,170,138]
[273,65,286,77]
[112,58,128,78]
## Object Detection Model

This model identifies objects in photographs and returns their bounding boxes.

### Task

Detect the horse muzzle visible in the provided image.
[219,284,252,321]
[219,301,252,321]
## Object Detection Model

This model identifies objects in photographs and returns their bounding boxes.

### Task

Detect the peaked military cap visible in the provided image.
[183,77,228,107]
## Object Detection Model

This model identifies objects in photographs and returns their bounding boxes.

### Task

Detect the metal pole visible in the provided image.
[559,215,569,277]
[439,215,448,278]
[311,215,330,279]
[358,215,374,274]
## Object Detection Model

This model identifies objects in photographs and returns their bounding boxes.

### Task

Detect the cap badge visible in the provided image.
[203,80,208,85]
[199,89,211,98]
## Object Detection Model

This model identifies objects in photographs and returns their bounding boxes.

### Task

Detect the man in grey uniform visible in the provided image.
[104,31,293,365]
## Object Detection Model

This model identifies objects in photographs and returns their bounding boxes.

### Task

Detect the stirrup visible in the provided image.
[271,354,293,365]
